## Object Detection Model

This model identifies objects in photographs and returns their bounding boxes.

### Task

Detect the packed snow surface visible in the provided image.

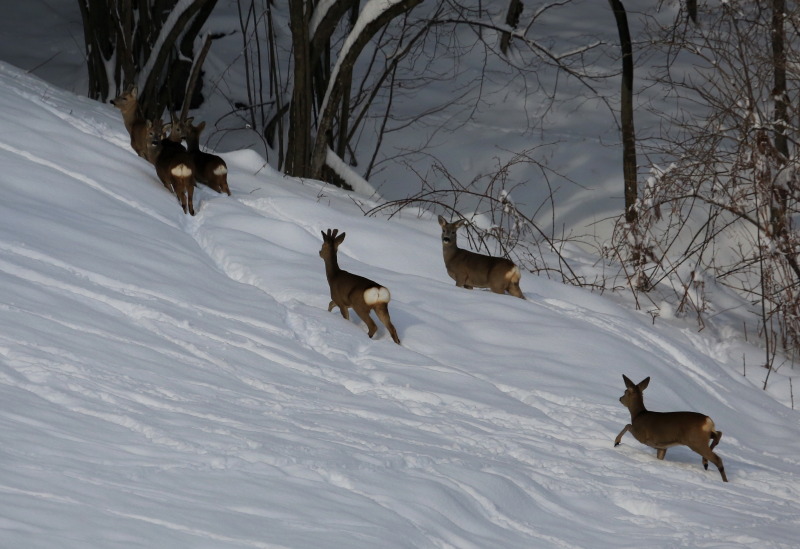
[1,63,799,548]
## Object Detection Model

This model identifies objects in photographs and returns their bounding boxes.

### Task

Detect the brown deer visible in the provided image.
[437,216,525,299]
[111,86,151,159]
[144,118,197,216]
[319,229,401,345]
[614,375,728,482]
[181,119,231,196]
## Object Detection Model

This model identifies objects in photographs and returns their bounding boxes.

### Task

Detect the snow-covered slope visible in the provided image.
[1,63,799,548]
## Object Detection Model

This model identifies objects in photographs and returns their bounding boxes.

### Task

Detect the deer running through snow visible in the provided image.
[319,229,400,345]
[614,375,728,482]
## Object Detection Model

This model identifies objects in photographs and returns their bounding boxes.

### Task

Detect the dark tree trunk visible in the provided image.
[286,0,313,178]
[608,0,638,227]
[78,0,116,101]
[772,0,788,158]
[500,0,523,55]
[77,0,217,120]
[308,0,424,180]
[769,0,792,262]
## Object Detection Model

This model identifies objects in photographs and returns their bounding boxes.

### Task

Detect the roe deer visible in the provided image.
[319,229,401,345]
[111,86,151,159]
[182,119,231,195]
[614,375,727,482]
[144,119,197,216]
[437,216,525,299]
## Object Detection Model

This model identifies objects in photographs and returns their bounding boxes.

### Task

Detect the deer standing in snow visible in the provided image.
[437,216,525,299]
[144,118,197,216]
[614,375,728,482]
[111,86,151,159]
[181,119,231,196]
[319,229,401,345]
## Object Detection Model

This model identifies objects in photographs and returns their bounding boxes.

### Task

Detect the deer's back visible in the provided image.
[330,270,381,305]
[631,411,713,448]
[156,142,192,174]
[446,248,515,286]
[194,150,219,174]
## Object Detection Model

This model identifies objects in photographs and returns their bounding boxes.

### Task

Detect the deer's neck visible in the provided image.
[120,105,141,130]
[442,241,459,261]
[324,255,340,280]
[145,141,162,164]
[628,399,648,421]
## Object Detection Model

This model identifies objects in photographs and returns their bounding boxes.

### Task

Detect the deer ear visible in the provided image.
[198,121,206,132]
[622,374,634,388]
[335,232,346,246]
[454,219,466,229]
[438,215,447,227]
[639,377,651,390]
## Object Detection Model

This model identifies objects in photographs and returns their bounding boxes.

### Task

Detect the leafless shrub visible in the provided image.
[612,2,800,381]
[366,151,585,285]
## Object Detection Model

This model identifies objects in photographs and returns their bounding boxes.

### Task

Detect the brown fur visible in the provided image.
[144,119,197,216]
[319,229,400,345]
[438,216,524,298]
[181,119,230,195]
[111,87,151,159]
[614,375,727,482]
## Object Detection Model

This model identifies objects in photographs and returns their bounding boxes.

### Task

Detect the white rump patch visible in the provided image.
[505,265,521,282]
[171,164,192,177]
[364,286,390,305]
[213,164,227,176]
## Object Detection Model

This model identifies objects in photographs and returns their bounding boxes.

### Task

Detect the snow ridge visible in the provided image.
[0,62,799,549]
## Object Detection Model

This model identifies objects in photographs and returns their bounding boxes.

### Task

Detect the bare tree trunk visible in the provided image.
[308,0,424,180]
[77,0,218,120]
[78,0,116,100]
[608,0,638,228]
[500,0,523,55]
[770,0,789,240]
[771,0,788,157]
[286,0,313,178]
[686,0,697,23]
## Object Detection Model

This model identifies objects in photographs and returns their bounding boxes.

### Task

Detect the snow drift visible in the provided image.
[0,62,799,548]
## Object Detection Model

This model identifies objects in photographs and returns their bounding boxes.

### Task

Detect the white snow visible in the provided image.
[2,0,800,546]
[0,59,799,548]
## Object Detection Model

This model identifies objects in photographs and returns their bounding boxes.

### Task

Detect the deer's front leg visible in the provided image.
[614,424,631,446]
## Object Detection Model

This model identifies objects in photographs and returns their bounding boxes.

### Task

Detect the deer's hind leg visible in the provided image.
[330,300,350,320]
[488,282,505,294]
[374,303,401,345]
[709,430,722,452]
[508,281,525,299]
[702,431,723,470]
[691,442,728,482]
[352,304,378,338]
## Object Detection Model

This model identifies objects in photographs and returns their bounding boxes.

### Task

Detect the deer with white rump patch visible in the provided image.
[111,86,151,159]
[143,118,197,216]
[438,216,525,299]
[182,119,231,196]
[614,375,728,482]
[319,229,401,345]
